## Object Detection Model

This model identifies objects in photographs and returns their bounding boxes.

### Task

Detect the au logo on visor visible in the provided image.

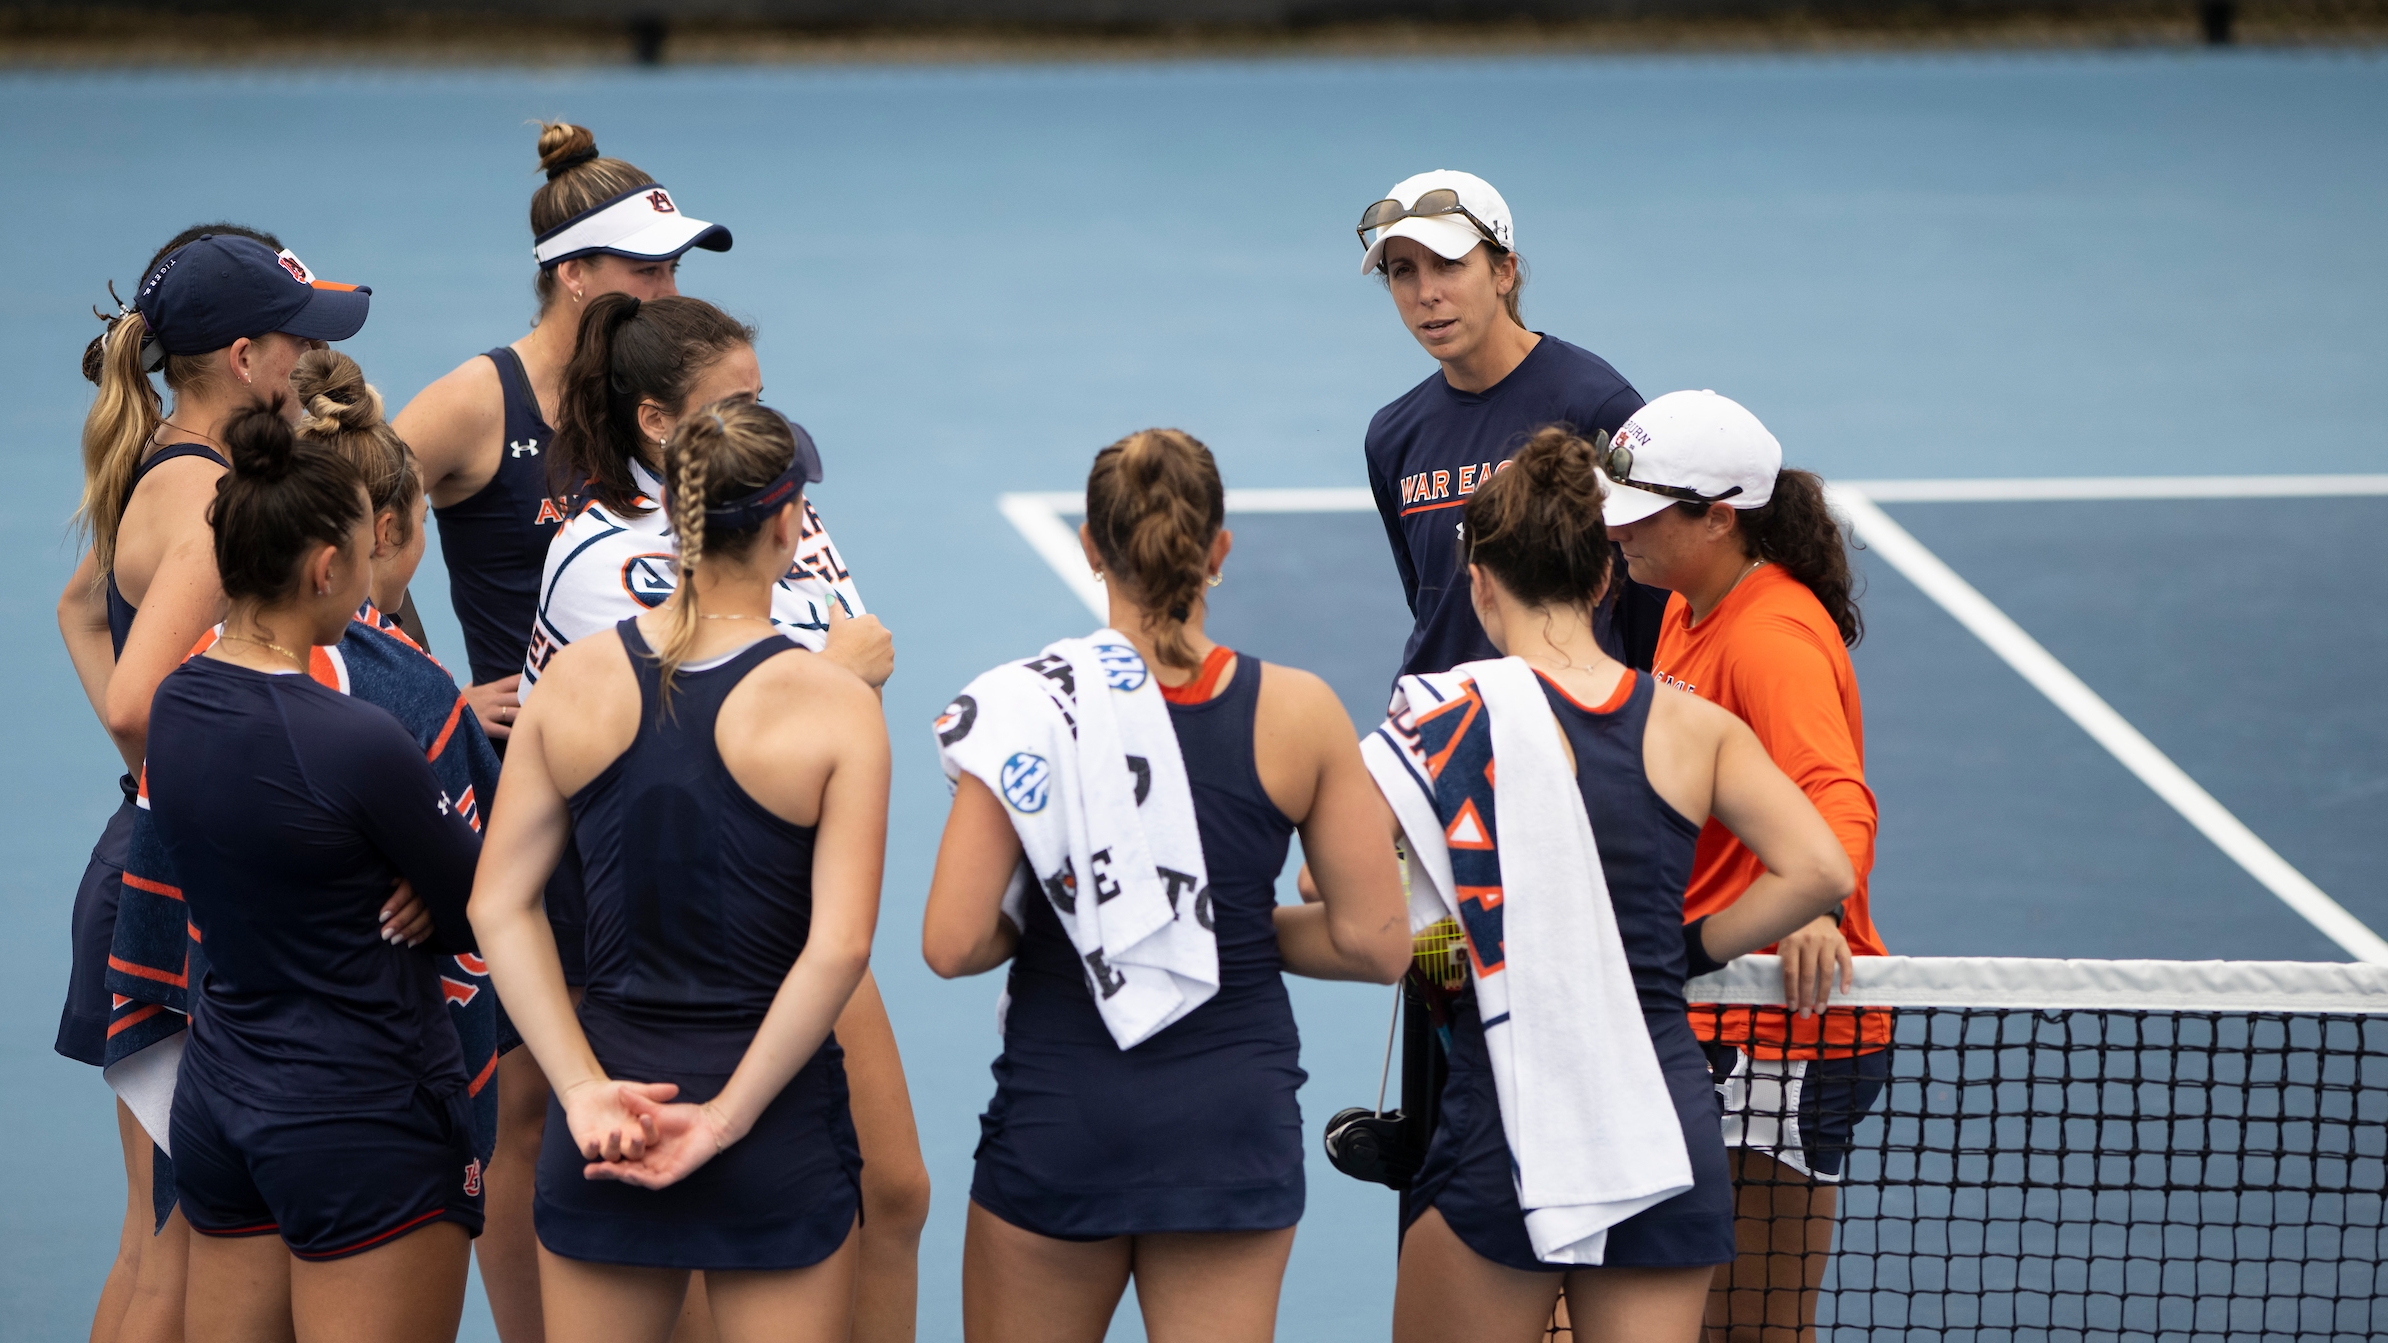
[276,249,314,285]
[647,190,676,214]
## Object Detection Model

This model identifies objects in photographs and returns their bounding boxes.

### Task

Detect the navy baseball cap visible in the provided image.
[135,235,371,356]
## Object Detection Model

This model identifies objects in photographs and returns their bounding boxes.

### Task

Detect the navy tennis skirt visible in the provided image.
[1405,997,1735,1272]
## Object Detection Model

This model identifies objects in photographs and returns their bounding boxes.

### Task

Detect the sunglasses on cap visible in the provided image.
[1355,189,1503,250]
[1590,429,1745,506]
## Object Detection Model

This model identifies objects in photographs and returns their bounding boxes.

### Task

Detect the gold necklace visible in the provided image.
[158,421,225,449]
[219,633,307,669]
[699,612,771,623]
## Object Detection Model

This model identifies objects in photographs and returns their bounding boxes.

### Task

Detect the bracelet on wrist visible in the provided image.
[1683,915,1729,979]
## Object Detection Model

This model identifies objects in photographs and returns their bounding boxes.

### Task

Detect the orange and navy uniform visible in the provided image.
[1653,562,1887,1059]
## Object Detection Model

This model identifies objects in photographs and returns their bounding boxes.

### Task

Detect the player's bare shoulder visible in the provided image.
[392,353,505,495]
[1253,659,1358,747]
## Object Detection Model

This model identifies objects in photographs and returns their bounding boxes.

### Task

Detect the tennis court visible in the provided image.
[5,48,2384,1342]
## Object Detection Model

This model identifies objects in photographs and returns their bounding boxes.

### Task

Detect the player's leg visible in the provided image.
[704,1219,861,1343]
[1564,1264,1712,1343]
[962,1200,1132,1343]
[668,1273,716,1342]
[119,1204,190,1343]
[840,969,931,1343]
[1126,1227,1296,1343]
[91,1102,148,1343]
[289,1221,471,1343]
[1703,1150,1832,1343]
[478,1044,552,1342]
[183,1229,294,1343]
[1392,1206,1565,1343]
[539,1248,692,1343]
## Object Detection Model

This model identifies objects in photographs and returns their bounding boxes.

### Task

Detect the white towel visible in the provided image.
[104,1029,186,1157]
[1362,657,1693,1264]
[937,631,1216,1050]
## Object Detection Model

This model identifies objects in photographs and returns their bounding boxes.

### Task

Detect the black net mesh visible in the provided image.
[1545,998,2388,1342]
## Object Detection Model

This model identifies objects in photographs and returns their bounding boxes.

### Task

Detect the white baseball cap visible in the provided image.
[1599,390,1783,527]
[1358,170,1515,275]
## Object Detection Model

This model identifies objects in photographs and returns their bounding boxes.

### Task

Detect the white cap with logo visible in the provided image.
[1359,170,1515,275]
[1599,390,1783,527]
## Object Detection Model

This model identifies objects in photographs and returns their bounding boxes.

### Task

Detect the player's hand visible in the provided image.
[560,1078,679,1164]
[1777,915,1853,1018]
[580,1099,740,1190]
[464,675,523,741]
[823,605,894,689]
[379,880,432,948]
[1295,863,1323,904]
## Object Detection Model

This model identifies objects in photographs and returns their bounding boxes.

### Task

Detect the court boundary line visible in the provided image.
[996,474,2388,963]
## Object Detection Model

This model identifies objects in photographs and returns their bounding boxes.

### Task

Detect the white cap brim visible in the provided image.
[1360,214,1490,274]
[533,184,733,267]
[1600,478,1679,527]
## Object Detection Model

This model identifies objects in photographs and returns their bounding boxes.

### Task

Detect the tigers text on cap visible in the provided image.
[533,184,732,267]
[134,236,371,356]
[1359,170,1515,275]
[1600,390,1783,527]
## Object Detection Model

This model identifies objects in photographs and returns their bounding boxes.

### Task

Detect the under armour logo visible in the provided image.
[508,439,540,458]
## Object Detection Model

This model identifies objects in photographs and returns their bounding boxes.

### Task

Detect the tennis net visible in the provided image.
[1560,955,2388,1342]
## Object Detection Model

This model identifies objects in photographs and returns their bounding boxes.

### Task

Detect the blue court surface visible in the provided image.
[4,49,2384,1341]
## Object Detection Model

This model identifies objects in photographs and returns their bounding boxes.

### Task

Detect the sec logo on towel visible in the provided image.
[1001,752,1051,813]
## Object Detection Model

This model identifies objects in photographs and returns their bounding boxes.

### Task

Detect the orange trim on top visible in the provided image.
[309,280,362,292]
[1536,668,1634,715]
[426,697,465,762]
[467,1048,500,1098]
[1397,497,1469,517]
[1161,646,1236,705]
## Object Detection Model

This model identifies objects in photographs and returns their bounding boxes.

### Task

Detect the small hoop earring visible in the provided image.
[1207,573,1223,588]
[1092,570,1105,583]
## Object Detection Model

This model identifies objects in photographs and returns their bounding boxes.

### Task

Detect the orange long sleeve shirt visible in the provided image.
[1653,562,1885,1057]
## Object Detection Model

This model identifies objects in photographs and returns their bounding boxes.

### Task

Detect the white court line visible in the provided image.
[997,474,2388,962]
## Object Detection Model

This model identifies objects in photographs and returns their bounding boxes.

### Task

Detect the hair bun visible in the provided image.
[537,121,601,179]
[224,400,299,482]
[290,349,384,437]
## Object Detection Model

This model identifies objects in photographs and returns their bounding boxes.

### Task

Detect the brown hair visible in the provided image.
[531,121,658,309]
[291,350,421,550]
[209,399,370,604]
[1084,429,1225,671]
[75,224,291,578]
[654,399,804,695]
[554,293,754,516]
[1677,469,1864,647]
[1459,425,1612,615]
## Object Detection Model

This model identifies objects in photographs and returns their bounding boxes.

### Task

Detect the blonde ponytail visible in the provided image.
[76,314,164,577]
[652,399,805,702]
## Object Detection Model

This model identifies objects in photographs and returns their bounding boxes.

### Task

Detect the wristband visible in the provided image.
[1683,916,1729,979]
[1829,901,1846,928]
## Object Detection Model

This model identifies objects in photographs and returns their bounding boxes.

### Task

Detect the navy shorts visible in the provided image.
[171,1074,484,1260]
[1702,1042,1891,1182]
[1406,1001,1736,1273]
[56,795,138,1067]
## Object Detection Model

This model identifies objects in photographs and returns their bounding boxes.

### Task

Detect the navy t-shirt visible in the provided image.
[146,657,482,1107]
[1364,334,1661,679]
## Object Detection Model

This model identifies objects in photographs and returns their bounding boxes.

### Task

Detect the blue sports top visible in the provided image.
[106,443,230,659]
[1010,651,1297,996]
[569,620,818,1055]
[145,656,482,1106]
[1539,670,1704,1019]
[432,347,568,687]
[1363,336,1653,679]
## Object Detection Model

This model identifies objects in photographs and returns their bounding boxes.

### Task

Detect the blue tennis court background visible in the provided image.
[3,51,2383,1340]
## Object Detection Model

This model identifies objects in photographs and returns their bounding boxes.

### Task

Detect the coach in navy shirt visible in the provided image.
[1359,170,1664,679]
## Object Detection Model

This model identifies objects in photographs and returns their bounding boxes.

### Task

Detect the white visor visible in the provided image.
[533,184,732,267]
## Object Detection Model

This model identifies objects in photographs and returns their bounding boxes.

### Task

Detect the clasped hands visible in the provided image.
[557,1077,741,1190]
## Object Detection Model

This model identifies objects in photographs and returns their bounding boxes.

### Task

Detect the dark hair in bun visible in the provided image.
[1459,425,1614,615]
[209,399,370,603]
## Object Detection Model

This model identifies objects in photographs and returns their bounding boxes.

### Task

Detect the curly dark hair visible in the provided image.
[1678,468,1863,647]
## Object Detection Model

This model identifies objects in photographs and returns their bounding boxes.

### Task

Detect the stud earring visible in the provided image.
[1207,572,1223,588]
[1092,570,1105,583]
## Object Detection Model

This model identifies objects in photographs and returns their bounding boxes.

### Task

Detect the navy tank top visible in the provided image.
[568,620,817,1068]
[432,347,566,687]
[1540,671,1705,1019]
[106,442,229,659]
[1011,651,1296,993]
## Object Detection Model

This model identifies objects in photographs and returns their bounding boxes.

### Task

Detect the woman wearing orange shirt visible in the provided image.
[1600,390,1885,1343]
